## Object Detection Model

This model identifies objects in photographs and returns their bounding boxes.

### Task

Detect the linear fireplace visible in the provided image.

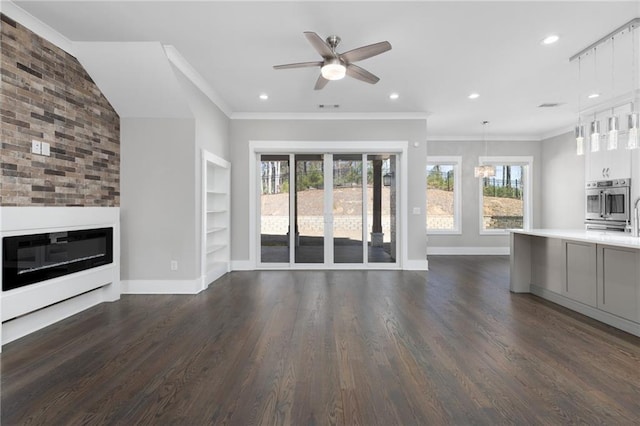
[2,227,113,291]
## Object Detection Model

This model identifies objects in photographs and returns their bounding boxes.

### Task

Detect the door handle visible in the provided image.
[600,191,606,217]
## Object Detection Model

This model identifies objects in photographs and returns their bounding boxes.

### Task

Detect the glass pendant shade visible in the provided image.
[607,116,619,150]
[628,112,640,150]
[590,120,600,152]
[575,125,585,156]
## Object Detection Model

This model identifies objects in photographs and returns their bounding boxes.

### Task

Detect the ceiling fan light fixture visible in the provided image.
[321,60,346,80]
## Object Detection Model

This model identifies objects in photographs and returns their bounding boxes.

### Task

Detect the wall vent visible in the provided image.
[538,102,563,108]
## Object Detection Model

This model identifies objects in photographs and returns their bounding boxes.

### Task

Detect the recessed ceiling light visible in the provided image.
[542,34,559,45]
[389,92,399,100]
[588,93,600,99]
[259,93,269,100]
[468,93,480,100]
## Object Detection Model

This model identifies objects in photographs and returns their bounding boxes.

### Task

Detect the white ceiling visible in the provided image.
[9,0,640,139]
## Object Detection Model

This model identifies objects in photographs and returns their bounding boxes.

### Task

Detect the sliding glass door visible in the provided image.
[333,155,364,263]
[295,155,325,263]
[260,155,290,263]
[259,152,398,268]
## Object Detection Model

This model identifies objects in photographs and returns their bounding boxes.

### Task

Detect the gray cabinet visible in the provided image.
[563,240,597,307]
[597,245,640,322]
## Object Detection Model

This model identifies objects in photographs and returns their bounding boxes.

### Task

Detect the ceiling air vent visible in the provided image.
[538,102,563,108]
[318,104,340,109]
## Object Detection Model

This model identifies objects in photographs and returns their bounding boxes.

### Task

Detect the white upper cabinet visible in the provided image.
[585,145,632,181]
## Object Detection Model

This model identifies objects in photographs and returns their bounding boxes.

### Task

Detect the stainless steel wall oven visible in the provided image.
[585,178,631,231]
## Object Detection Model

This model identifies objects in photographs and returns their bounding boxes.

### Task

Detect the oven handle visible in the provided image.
[600,191,606,217]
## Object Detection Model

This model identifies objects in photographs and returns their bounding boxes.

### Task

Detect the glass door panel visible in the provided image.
[260,155,290,263]
[367,155,396,263]
[295,155,324,263]
[333,155,364,263]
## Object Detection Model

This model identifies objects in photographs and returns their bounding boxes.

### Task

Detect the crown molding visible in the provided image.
[1,0,74,55]
[230,112,429,120]
[163,45,232,118]
[427,134,541,142]
[539,126,573,141]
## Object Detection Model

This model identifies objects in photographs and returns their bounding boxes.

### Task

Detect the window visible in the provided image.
[478,156,532,234]
[427,156,461,234]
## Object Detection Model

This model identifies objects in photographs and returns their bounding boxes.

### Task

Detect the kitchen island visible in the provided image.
[510,229,640,337]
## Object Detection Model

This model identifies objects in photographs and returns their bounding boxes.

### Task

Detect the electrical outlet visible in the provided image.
[170,260,178,271]
[413,207,421,215]
[31,140,41,155]
[41,142,50,156]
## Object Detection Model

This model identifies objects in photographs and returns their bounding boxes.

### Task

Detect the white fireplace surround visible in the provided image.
[0,207,121,351]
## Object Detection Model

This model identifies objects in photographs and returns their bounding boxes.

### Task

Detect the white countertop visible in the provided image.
[511,229,640,250]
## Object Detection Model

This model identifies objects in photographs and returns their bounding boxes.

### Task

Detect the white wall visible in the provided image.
[119,58,230,289]
[540,131,585,229]
[120,119,197,281]
[172,66,230,280]
[229,119,427,264]
[426,139,542,252]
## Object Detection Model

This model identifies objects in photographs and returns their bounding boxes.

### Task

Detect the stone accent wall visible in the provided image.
[0,14,120,206]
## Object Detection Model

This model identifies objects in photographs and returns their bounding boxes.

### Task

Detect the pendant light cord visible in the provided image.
[577,56,582,123]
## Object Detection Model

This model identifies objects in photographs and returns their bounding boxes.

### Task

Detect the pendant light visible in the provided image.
[590,47,601,153]
[591,118,601,152]
[575,125,585,155]
[607,37,619,151]
[607,115,619,150]
[628,23,639,149]
[629,112,640,149]
[575,56,585,155]
[474,121,495,178]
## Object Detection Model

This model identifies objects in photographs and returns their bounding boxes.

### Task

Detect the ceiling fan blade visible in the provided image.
[340,41,391,63]
[304,31,334,58]
[346,64,380,84]
[273,61,323,70]
[314,74,329,90]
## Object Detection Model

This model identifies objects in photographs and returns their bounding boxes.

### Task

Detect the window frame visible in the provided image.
[478,156,533,235]
[426,156,462,235]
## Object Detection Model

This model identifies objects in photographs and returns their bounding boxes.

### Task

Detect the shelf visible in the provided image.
[206,260,228,272]
[203,150,230,283]
[206,227,227,234]
[206,244,226,254]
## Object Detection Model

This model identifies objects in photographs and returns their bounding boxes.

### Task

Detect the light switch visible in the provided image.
[31,140,41,155]
[41,142,50,156]
[413,207,421,215]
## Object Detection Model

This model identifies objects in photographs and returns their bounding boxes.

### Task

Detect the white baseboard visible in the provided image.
[403,259,429,271]
[530,285,640,337]
[231,260,253,271]
[2,286,111,346]
[121,278,204,294]
[427,246,510,255]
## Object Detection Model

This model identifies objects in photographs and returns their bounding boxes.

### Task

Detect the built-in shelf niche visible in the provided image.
[202,150,230,286]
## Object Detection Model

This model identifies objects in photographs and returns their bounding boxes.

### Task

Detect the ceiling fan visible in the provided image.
[273,32,392,90]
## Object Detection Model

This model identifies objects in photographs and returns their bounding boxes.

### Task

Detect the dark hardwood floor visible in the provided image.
[3,256,640,424]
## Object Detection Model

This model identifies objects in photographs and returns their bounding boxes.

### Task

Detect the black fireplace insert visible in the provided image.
[2,227,113,291]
